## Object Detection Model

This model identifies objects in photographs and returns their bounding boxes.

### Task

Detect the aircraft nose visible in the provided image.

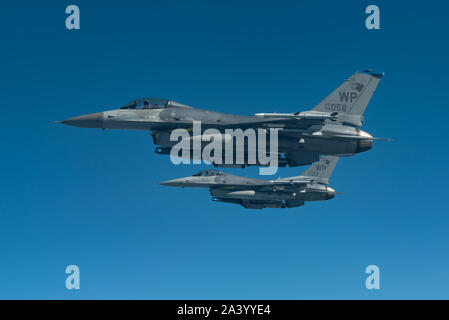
[326,187,335,200]
[357,139,373,153]
[160,178,186,187]
[61,112,104,128]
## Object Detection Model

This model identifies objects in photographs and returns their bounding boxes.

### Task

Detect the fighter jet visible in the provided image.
[57,70,385,167]
[160,156,339,209]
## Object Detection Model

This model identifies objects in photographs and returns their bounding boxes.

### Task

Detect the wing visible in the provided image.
[226,112,341,135]
[255,180,308,192]
[219,117,324,132]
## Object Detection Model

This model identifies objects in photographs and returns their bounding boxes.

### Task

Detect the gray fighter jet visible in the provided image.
[58,70,385,167]
[160,156,339,209]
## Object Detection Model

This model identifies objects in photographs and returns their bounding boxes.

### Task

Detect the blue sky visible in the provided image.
[1,0,448,299]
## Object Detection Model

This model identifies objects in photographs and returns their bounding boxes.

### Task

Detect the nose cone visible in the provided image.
[326,187,335,200]
[160,178,188,187]
[61,112,104,128]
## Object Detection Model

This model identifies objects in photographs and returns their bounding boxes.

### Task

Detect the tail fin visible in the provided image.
[289,156,339,185]
[313,71,383,126]
[282,156,339,184]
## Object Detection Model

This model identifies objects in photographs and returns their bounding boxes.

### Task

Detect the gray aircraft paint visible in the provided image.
[161,156,339,209]
[57,71,384,168]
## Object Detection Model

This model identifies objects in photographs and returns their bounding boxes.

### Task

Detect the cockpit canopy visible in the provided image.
[192,170,224,177]
[119,98,192,110]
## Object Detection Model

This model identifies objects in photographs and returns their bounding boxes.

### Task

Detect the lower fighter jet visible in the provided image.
[161,156,339,209]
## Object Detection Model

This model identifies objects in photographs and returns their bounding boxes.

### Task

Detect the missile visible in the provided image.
[254,111,338,121]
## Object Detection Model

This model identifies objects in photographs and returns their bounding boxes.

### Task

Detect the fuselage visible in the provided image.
[160,170,335,208]
[61,104,373,159]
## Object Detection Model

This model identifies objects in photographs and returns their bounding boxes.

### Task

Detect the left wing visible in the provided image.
[217,111,338,133]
